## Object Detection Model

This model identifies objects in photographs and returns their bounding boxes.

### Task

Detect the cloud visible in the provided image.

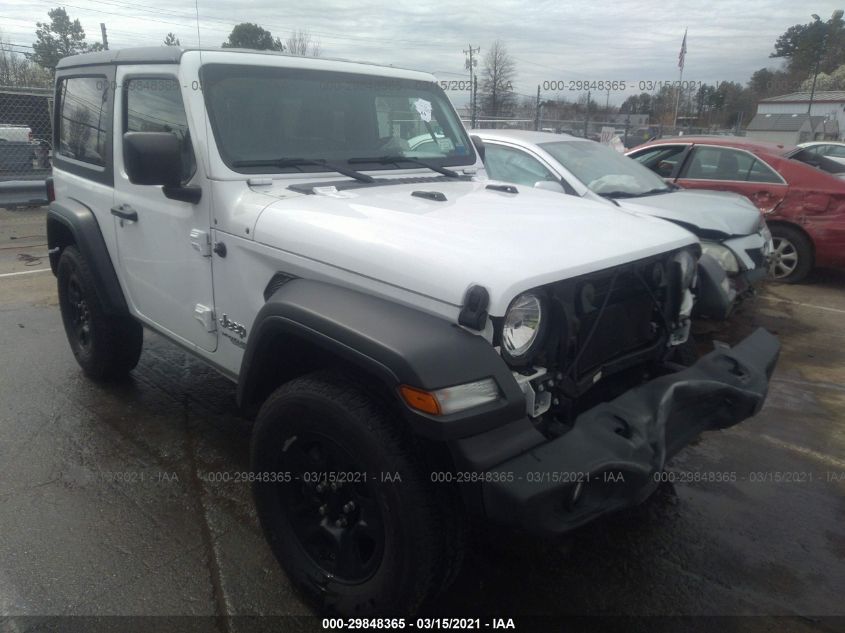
[2,0,842,104]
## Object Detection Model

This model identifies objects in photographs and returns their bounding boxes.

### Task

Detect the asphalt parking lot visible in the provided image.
[1,206,844,631]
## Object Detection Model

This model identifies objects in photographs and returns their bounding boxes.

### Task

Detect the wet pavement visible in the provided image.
[1,207,844,629]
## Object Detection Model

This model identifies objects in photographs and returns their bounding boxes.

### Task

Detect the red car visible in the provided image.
[628,136,845,282]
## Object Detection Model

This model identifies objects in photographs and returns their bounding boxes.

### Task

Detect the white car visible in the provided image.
[48,47,779,616]
[472,129,773,318]
[796,140,845,166]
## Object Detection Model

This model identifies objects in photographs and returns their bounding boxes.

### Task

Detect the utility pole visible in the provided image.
[535,85,541,131]
[472,76,478,128]
[673,28,688,131]
[808,14,828,115]
[464,45,480,127]
[100,23,109,50]
[585,90,591,138]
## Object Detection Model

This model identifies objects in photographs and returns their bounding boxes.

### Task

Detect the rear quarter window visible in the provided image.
[57,76,109,167]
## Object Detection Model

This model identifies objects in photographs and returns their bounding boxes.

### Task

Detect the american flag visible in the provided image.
[678,29,688,70]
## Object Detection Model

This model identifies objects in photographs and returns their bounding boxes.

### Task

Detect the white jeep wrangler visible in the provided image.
[47,47,780,616]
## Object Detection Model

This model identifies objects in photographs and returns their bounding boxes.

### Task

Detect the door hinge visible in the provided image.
[194,304,216,332]
[190,229,212,257]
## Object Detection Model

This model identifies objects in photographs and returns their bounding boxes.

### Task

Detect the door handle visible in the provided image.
[111,205,138,222]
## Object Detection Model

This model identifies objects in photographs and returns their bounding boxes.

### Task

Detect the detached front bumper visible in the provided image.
[479,328,780,535]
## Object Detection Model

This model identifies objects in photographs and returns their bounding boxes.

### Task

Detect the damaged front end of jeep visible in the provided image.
[449,246,780,535]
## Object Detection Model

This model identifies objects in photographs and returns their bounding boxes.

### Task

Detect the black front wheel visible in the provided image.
[251,371,460,616]
[57,246,143,380]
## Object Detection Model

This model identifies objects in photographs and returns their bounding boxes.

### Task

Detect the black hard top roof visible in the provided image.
[57,46,185,69]
[55,46,419,74]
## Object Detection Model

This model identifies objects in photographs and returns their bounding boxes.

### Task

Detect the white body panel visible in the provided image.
[54,51,699,381]
[249,180,695,315]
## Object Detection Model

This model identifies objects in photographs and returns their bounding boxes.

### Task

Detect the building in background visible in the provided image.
[745,113,838,145]
[747,91,845,144]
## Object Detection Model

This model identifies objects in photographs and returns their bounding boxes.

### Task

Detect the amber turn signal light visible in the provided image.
[399,385,442,416]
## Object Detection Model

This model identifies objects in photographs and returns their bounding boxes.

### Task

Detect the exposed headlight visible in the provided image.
[700,242,740,274]
[672,249,697,287]
[502,292,547,363]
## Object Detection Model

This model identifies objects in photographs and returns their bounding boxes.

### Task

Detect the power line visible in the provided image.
[23,0,467,52]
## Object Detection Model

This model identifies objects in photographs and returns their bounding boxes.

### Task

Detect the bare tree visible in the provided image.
[0,33,52,87]
[285,29,321,57]
[479,40,516,126]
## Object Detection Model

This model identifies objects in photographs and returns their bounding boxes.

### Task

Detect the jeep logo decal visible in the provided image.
[219,314,247,338]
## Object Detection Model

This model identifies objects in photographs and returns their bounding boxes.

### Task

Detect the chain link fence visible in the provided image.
[0,86,53,208]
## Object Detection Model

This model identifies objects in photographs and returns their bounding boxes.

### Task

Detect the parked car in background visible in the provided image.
[796,141,845,166]
[472,129,769,318]
[628,136,845,282]
[0,124,31,143]
[0,124,36,173]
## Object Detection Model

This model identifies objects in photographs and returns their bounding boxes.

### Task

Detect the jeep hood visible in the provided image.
[615,189,762,238]
[251,179,696,315]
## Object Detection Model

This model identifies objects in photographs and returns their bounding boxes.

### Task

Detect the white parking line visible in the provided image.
[756,433,845,471]
[760,295,845,315]
[0,268,51,279]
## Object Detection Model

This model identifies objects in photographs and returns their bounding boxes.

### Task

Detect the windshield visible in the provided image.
[201,64,474,174]
[539,140,671,197]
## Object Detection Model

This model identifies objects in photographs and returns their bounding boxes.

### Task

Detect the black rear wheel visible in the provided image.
[57,246,143,380]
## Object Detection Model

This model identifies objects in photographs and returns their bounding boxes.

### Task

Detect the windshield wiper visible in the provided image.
[232,157,374,183]
[597,190,638,199]
[633,187,673,196]
[598,187,671,199]
[347,155,461,178]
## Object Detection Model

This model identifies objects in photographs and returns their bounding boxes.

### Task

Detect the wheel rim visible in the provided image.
[770,236,799,279]
[278,432,385,582]
[66,273,93,352]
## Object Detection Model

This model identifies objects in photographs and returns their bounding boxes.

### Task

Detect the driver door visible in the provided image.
[112,70,217,352]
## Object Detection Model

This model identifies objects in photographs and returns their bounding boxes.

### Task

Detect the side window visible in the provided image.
[684,147,743,180]
[630,145,686,177]
[58,76,108,166]
[746,158,782,183]
[125,78,196,182]
[684,147,780,183]
[484,144,557,187]
[824,144,845,158]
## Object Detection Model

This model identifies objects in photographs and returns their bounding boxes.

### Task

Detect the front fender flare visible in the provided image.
[237,279,526,440]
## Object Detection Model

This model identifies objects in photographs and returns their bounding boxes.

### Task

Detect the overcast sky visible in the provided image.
[2,1,843,104]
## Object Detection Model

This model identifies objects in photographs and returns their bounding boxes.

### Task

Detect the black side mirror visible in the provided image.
[124,132,182,186]
[471,135,485,162]
[123,132,201,203]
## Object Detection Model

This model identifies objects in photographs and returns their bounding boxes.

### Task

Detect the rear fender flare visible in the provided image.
[47,201,128,315]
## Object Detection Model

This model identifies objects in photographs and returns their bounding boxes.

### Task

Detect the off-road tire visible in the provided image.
[57,246,143,380]
[769,224,813,283]
[251,371,457,616]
